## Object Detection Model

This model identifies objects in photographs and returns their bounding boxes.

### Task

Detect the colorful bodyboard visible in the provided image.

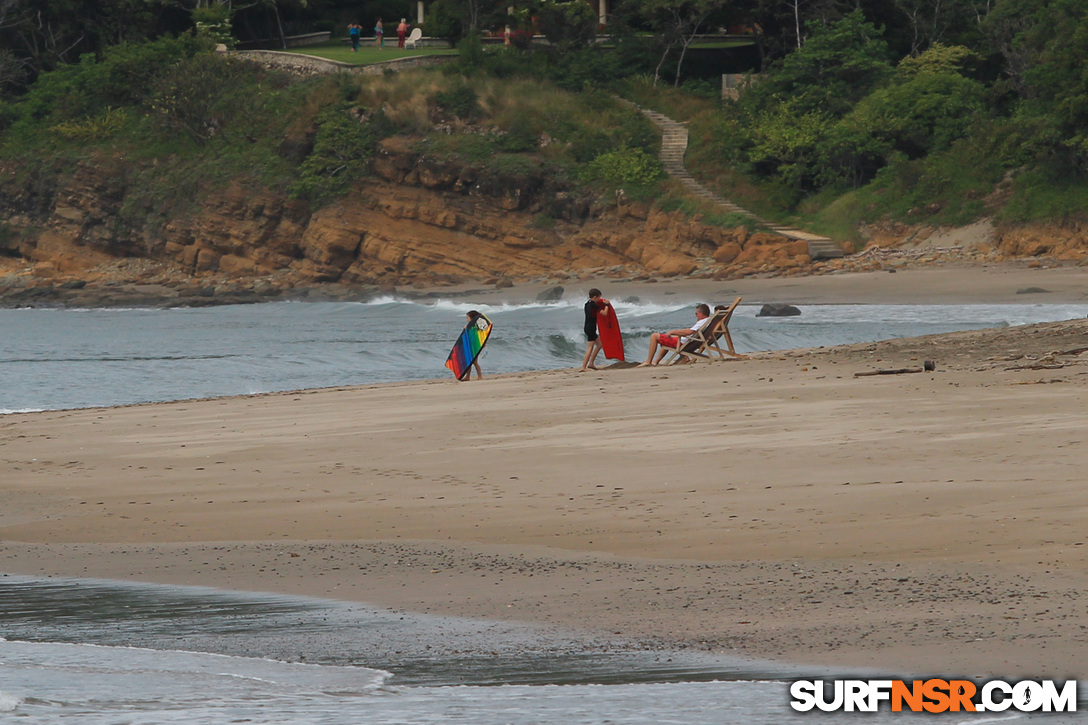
[445,313,492,380]
[598,304,625,361]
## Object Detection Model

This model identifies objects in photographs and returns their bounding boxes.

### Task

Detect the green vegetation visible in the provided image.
[4,0,1088,242]
[290,103,390,204]
[581,146,664,187]
[282,43,459,65]
[49,108,130,142]
[657,195,755,230]
[636,2,1088,236]
[0,38,662,229]
[1,37,306,229]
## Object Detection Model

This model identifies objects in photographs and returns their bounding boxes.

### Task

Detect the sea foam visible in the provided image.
[0,691,22,712]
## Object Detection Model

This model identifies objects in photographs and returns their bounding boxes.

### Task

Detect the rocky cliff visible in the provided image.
[1,138,1081,307]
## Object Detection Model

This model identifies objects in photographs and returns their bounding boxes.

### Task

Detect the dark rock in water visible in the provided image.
[623,296,640,304]
[757,303,802,317]
[1016,287,1050,294]
[536,285,564,302]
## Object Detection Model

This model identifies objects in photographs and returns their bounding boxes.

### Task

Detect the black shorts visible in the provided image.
[585,329,598,342]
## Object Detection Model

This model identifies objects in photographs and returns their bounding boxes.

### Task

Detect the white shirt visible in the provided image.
[680,315,711,344]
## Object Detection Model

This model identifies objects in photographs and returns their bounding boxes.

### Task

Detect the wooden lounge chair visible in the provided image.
[663,297,746,364]
[404,27,423,49]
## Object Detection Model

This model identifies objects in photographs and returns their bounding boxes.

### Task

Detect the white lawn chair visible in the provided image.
[405,27,423,49]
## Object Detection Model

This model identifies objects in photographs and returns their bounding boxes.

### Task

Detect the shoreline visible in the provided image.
[0,570,823,686]
[3,268,1088,678]
[4,539,1083,679]
[3,260,1088,309]
[450,263,1088,307]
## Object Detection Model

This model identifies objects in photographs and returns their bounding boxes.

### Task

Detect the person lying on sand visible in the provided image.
[637,303,712,367]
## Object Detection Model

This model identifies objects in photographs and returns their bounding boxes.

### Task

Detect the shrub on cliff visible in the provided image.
[580,146,664,187]
[290,103,387,204]
[0,101,17,135]
[434,83,482,122]
[3,36,204,150]
[49,107,130,142]
[149,53,264,145]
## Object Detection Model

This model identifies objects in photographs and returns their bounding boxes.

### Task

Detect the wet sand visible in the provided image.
[2,265,1088,678]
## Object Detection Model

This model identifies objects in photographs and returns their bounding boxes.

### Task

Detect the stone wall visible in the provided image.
[721,73,759,100]
[228,49,452,78]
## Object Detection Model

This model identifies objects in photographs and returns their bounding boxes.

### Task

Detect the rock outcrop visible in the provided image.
[994,223,1088,262]
[5,139,1085,308]
[0,141,832,306]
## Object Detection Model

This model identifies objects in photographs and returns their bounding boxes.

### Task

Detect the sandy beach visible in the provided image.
[2,264,1088,679]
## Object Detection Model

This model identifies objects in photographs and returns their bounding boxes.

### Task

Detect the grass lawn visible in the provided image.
[284,38,750,65]
[283,41,458,65]
[689,39,757,48]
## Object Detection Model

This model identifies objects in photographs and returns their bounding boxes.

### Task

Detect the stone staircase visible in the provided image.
[633,105,845,260]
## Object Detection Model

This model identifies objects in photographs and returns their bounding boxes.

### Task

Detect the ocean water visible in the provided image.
[1,576,1079,724]
[2,296,1086,413]
[4,299,1088,722]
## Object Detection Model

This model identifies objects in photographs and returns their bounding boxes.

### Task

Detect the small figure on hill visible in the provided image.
[374,18,383,48]
[397,18,410,48]
[459,310,484,381]
[580,288,610,372]
[638,303,711,367]
[348,23,361,52]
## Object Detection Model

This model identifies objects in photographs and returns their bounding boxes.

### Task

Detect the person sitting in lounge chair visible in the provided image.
[638,303,712,367]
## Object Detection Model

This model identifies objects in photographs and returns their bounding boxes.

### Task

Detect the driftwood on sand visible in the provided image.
[854,361,937,377]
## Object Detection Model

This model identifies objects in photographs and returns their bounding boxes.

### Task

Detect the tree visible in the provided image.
[725,9,896,192]
[0,48,29,98]
[637,0,730,87]
[1013,0,1088,169]
[982,0,1071,97]
[848,44,985,159]
[892,0,975,55]
[148,51,256,143]
[429,0,505,37]
[745,8,892,116]
[533,0,597,51]
[155,0,259,11]
[0,0,162,77]
[155,0,308,47]
[734,0,875,71]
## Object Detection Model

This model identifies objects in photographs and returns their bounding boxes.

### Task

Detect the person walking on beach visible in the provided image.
[580,288,610,372]
[396,18,410,48]
[638,303,711,367]
[374,18,384,48]
[348,22,361,51]
[460,310,484,381]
